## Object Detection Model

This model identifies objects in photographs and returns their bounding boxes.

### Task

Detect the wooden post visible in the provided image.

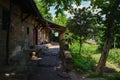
[59,32,64,51]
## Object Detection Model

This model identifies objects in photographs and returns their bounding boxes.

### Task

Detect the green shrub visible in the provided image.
[69,40,97,72]
[112,72,120,80]
[73,56,95,72]
[108,49,120,65]
[87,73,106,78]
[69,40,120,73]
[82,43,98,54]
[88,72,120,80]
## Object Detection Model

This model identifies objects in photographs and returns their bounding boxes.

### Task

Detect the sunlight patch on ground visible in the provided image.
[92,54,120,72]
[46,43,59,49]
[106,62,120,72]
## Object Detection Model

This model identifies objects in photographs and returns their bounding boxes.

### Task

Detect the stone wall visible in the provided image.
[0,0,35,65]
[7,2,35,71]
[0,7,7,64]
[9,3,35,54]
[0,0,10,64]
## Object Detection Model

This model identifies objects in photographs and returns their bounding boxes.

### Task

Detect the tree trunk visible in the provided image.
[96,0,119,74]
[79,37,82,54]
[96,37,114,73]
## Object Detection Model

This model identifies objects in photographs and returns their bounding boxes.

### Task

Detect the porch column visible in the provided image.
[59,31,66,51]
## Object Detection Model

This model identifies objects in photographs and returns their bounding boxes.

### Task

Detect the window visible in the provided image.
[27,27,29,35]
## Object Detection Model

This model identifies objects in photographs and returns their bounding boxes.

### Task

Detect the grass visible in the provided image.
[88,72,120,80]
[106,62,120,72]
[69,40,120,73]
[69,40,98,73]
[108,49,120,66]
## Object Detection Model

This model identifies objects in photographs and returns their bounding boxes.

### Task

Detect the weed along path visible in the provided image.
[28,43,70,80]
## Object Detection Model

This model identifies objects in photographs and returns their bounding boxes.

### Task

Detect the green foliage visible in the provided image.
[35,0,82,16]
[69,40,120,73]
[106,73,120,80]
[69,40,97,73]
[88,72,120,80]
[40,0,81,14]
[108,49,120,65]
[73,57,95,72]
[82,41,98,54]
[90,0,120,73]
[67,7,94,37]
[87,73,106,78]
[67,7,96,53]
[69,40,80,54]
[34,0,53,20]
[114,30,120,48]
[53,14,67,26]
[65,32,73,39]
[91,0,120,49]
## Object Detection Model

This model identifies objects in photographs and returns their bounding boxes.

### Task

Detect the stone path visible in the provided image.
[27,43,70,80]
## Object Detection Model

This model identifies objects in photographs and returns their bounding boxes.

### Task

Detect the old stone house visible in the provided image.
[0,0,43,65]
[0,0,66,66]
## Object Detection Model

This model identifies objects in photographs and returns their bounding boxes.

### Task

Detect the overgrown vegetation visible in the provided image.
[88,72,120,80]
[35,0,120,76]
[108,49,120,66]
[67,7,96,53]
[69,40,120,73]
[69,40,97,73]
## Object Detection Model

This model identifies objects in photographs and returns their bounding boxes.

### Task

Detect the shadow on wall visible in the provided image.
[9,45,29,72]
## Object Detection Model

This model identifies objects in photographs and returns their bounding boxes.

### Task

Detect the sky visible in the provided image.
[81,1,90,7]
[50,1,90,17]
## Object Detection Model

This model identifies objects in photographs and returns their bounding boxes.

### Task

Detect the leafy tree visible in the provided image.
[67,7,95,53]
[91,0,120,73]
[34,0,53,20]
[34,0,82,16]
[53,14,67,26]
[114,31,120,48]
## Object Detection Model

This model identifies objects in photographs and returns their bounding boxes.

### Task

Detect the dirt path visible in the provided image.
[0,42,107,80]
[28,43,70,80]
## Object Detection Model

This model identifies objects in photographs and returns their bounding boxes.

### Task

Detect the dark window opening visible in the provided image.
[27,27,29,35]
[2,9,10,31]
